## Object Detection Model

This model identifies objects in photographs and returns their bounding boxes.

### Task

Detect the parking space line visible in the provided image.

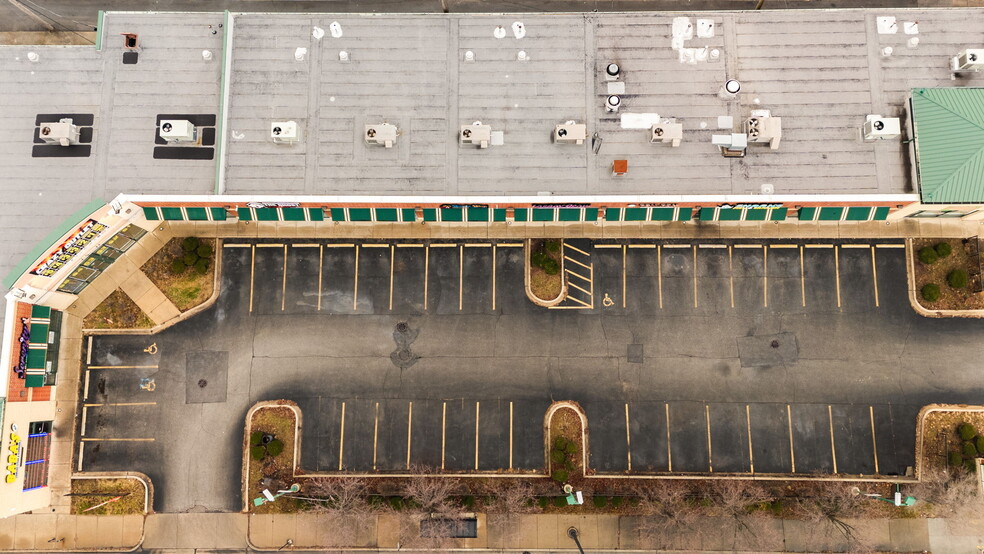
[325,243,355,248]
[430,243,457,248]
[567,280,591,297]
[657,245,663,309]
[565,242,589,255]
[83,370,90,401]
[876,243,905,249]
[805,244,834,248]
[769,244,798,249]
[338,401,346,471]
[835,246,842,308]
[625,403,632,471]
[566,267,589,282]
[498,242,523,248]
[663,244,690,248]
[665,403,672,472]
[81,406,87,436]
[564,255,591,270]
[828,405,838,473]
[396,243,424,248]
[734,244,762,248]
[362,244,388,248]
[223,243,251,248]
[787,404,796,473]
[441,401,447,471]
[594,244,622,249]
[249,245,255,313]
[317,245,323,311]
[763,246,768,307]
[407,401,413,470]
[83,402,156,407]
[509,402,514,470]
[459,245,464,311]
[464,243,491,247]
[871,248,880,307]
[77,443,84,471]
[870,406,879,474]
[841,244,871,249]
[80,438,154,442]
[86,336,92,365]
[389,245,395,311]
[698,244,726,249]
[622,245,627,309]
[800,246,806,307]
[628,244,655,249]
[353,245,360,311]
[559,296,592,308]
[693,246,698,308]
[85,365,158,369]
[281,245,287,311]
[425,246,430,310]
[728,246,735,308]
[705,404,713,472]
[373,402,379,471]
[746,405,754,474]
[492,245,497,311]
[292,243,320,248]
[474,402,480,470]
[255,244,284,248]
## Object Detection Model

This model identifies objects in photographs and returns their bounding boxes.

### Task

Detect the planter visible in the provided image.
[525,239,568,307]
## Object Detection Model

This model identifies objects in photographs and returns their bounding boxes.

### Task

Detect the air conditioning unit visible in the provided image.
[365,123,398,148]
[271,121,300,144]
[159,120,196,143]
[460,122,492,149]
[953,49,984,71]
[605,95,621,113]
[38,118,80,147]
[745,114,782,150]
[650,122,683,147]
[862,115,901,141]
[553,121,587,145]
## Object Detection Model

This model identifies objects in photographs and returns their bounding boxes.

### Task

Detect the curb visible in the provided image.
[242,400,303,512]
[906,237,984,319]
[914,403,984,481]
[543,401,589,478]
[524,239,568,307]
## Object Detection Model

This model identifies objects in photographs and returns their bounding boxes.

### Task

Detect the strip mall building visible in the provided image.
[2,7,984,515]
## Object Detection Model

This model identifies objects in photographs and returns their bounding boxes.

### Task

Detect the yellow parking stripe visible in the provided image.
[828,405,838,474]
[769,244,798,249]
[841,244,871,249]
[594,244,622,249]
[871,248,880,307]
[628,244,656,249]
[876,243,905,249]
[805,244,834,248]
[564,242,590,256]
[86,365,158,369]
[81,438,154,442]
[325,243,355,248]
[498,243,523,248]
[564,255,591,270]
[292,243,320,248]
[255,244,284,248]
[788,404,796,473]
[223,243,250,248]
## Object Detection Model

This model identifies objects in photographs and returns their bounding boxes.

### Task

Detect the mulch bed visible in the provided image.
[920,409,984,473]
[82,289,153,329]
[70,478,145,515]
[248,405,301,513]
[141,237,215,312]
[529,239,563,301]
[912,238,984,310]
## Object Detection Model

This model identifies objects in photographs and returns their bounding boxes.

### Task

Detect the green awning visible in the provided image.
[911,88,984,203]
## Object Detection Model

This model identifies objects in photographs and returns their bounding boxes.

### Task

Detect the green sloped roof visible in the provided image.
[912,88,984,204]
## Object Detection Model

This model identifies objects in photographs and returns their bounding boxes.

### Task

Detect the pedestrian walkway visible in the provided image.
[0,514,143,550]
[117,270,180,325]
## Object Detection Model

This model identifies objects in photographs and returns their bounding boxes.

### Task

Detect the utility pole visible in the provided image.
[567,527,585,554]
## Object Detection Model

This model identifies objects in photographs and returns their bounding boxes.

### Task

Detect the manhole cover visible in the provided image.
[770,340,780,349]
[397,349,412,362]
[396,322,409,333]
[198,379,208,388]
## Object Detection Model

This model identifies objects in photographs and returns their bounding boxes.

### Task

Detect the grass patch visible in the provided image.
[82,289,154,329]
[142,237,216,312]
[70,478,145,515]
[248,405,300,513]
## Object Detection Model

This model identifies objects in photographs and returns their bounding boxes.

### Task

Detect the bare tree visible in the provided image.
[392,467,465,553]
[482,480,537,549]
[795,481,873,553]
[705,480,781,552]
[402,466,463,515]
[910,468,980,519]
[634,480,702,550]
[302,477,375,548]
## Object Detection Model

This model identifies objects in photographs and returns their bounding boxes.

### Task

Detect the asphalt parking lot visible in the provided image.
[77,238,984,512]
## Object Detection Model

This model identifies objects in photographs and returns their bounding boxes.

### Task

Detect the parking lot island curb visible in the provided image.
[914,403,984,480]
[906,238,984,319]
[242,400,303,512]
[524,239,568,307]
[544,401,589,478]
[71,471,154,515]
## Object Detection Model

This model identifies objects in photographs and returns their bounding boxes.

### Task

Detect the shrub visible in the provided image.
[921,283,941,302]
[170,259,187,274]
[593,496,606,508]
[963,441,978,458]
[266,438,284,457]
[538,497,549,509]
[564,459,575,471]
[250,445,266,461]
[918,246,939,265]
[948,269,969,289]
[194,258,209,275]
[541,258,560,275]
[196,244,213,258]
[553,496,567,507]
[935,242,953,258]
[551,450,566,464]
[554,437,569,450]
[976,435,984,454]
[182,237,200,252]
[183,252,200,266]
[959,423,977,441]
[551,469,569,483]
[966,459,978,473]
[462,495,475,509]
[611,496,623,507]
[565,442,578,455]
[629,497,640,507]
[545,240,561,253]
[250,431,264,445]
[389,497,404,510]
[948,451,963,466]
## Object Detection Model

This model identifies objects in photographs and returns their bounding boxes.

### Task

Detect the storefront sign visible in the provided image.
[531,203,591,209]
[30,219,107,277]
[718,203,783,210]
[440,204,489,209]
[5,433,20,483]
[246,202,300,209]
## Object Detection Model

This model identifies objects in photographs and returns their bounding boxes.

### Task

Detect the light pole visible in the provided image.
[277,538,293,551]
[567,527,585,554]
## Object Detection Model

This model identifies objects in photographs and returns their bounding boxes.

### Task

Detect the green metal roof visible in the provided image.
[912,88,984,204]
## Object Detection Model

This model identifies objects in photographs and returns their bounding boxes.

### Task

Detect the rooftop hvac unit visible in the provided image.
[553,121,587,145]
[745,113,782,150]
[38,118,80,147]
[159,120,196,143]
[862,115,901,141]
[271,121,300,144]
[460,122,492,149]
[365,123,398,148]
[605,95,621,113]
[650,122,683,147]
[953,49,984,71]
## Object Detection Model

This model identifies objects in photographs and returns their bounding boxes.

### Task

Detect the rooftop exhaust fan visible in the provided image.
[39,118,80,147]
[953,49,984,72]
[460,122,493,149]
[365,123,398,148]
[650,122,683,147]
[553,121,587,145]
[862,115,901,141]
[159,120,196,143]
[271,121,300,144]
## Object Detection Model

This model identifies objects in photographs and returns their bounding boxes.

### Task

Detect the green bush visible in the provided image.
[565,442,577,455]
[554,437,569,450]
[553,496,567,507]
[170,259,187,274]
[975,436,984,454]
[918,246,939,265]
[935,242,953,258]
[182,237,200,252]
[183,252,200,266]
[564,459,575,471]
[194,258,209,275]
[266,438,284,457]
[250,431,264,446]
[538,497,549,509]
[629,497,640,507]
[921,283,941,302]
[592,496,606,508]
[196,244,213,258]
[545,240,561,253]
[462,495,475,509]
[948,451,963,466]
[250,445,266,461]
[551,469,569,483]
[610,496,623,508]
[948,269,969,289]
[963,441,978,458]
[389,497,404,510]
[966,459,978,473]
[541,258,560,275]
[959,423,977,441]
[551,450,566,464]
